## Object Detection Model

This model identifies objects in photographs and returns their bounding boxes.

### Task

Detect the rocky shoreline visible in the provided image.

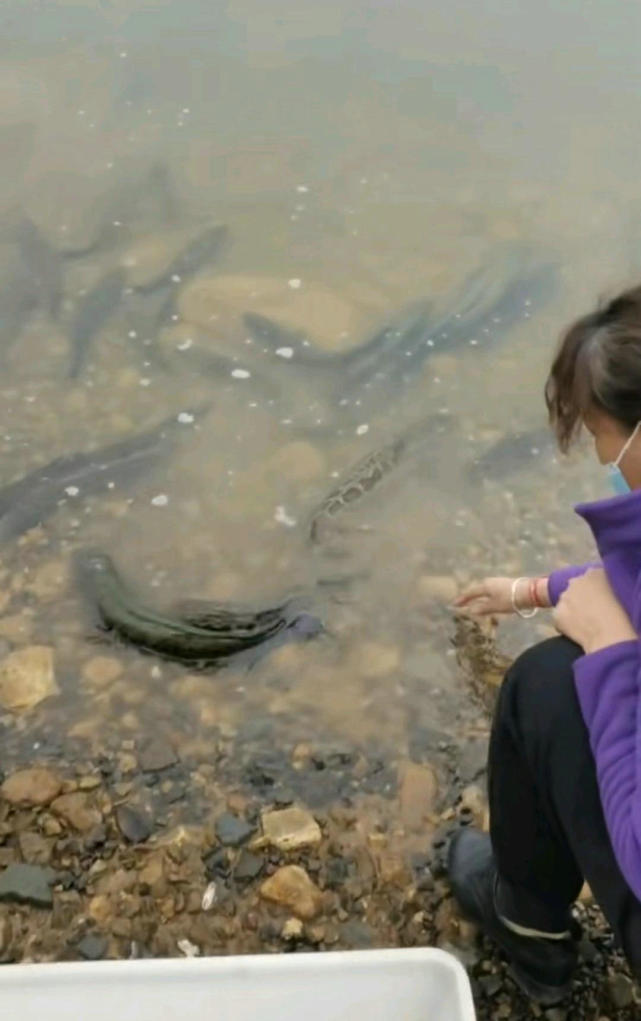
[0,728,638,1020]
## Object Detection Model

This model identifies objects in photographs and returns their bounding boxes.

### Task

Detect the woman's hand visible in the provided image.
[453,576,549,617]
[553,568,637,653]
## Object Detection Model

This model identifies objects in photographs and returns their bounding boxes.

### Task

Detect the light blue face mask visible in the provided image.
[608,421,641,495]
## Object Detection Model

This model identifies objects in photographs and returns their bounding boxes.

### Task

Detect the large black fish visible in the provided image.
[67,268,127,378]
[336,250,557,407]
[467,427,556,483]
[0,408,207,543]
[76,550,320,666]
[9,214,63,320]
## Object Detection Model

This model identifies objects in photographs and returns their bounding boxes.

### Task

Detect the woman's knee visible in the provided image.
[498,636,583,730]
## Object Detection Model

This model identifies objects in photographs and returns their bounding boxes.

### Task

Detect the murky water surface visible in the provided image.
[0,0,639,803]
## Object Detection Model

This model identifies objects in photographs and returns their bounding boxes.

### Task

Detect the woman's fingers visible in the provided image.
[452,582,489,607]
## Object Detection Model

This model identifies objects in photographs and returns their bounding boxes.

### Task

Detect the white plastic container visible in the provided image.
[0,947,476,1020]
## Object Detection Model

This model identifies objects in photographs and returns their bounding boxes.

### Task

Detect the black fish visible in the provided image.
[337,250,557,407]
[67,268,127,378]
[76,551,314,666]
[135,224,229,294]
[9,215,63,320]
[243,312,335,366]
[0,243,38,352]
[0,408,207,543]
[467,427,555,482]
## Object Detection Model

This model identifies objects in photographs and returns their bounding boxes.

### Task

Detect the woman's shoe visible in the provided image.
[448,828,578,1005]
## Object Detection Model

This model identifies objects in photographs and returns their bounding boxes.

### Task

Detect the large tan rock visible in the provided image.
[260,865,323,920]
[261,806,321,851]
[51,792,101,833]
[0,646,57,711]
[1,768,62,807]
[398,762,438,831]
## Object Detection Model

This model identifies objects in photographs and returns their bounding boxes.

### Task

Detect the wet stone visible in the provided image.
[1,766,62,806]
[77,933,108,961]
[260,865,323,921]
[116,805,152,844]
[479,974,503,998]
[138,737,178,773]
[0,863,54,907]
[340,920,374,948]
[0,914,12,957]
[51,792,101,833]
[215,813,253,847]
[0,645,58,711]
[82,656,123,687]
[203,847,230,878]
[18,831,53,866]
[261,806,321,852]
[398,762,438,831]
[607,971,635,1009]
[234,851,264,883]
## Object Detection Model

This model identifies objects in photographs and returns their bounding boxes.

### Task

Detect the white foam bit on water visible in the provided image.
[356,424,369,436]
[139,378,151,387]
[128,330,137,339]
[151,494,169,507]
[288,278,302,290]
[177,939,200,958]
[276,347,294,359]
[177,338,193,351]
[296,184,309,193]
[177,412,194,424]
[231,368,250,379]
[65,486,80,497]
[201,882,217,911]
[275,505,297,528]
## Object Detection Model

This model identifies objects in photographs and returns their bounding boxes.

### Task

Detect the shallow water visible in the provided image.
[0,0,636,804]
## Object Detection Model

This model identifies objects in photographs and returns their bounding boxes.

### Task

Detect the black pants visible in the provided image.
[489,636,641,967]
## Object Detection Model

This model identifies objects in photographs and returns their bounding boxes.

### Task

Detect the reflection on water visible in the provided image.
[0,0,635,794]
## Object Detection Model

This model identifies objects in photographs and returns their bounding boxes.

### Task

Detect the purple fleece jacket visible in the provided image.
[547,489,641,902]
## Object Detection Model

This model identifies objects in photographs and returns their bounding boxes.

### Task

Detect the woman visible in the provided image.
[449,284,641,1006]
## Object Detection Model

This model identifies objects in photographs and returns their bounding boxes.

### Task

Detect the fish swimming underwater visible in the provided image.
[0,407,207,543]
[76,550,320,666]
[67,268,127,378]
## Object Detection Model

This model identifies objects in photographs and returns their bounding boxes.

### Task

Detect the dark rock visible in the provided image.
[0,864,54,907]
[215,813,253,847]
[18,831,53,866]
[326,856,349,887]
[234,851,264,883]
[479,974,503,998]
[272,786,295,807]
[543,1009,567,1021]
[116,805,152,843]
[340,920,373,948]
[77,933,108,961]
[84,824,107,851]
[138,737,178,773]
[55,870,76,891]
[457,737,488,783]
[204,847,230,878]
[608,971,635,1009]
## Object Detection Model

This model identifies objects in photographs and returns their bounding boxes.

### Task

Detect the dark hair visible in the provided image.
[545,284,641,452]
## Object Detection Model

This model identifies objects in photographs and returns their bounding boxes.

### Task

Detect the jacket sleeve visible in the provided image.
[547,562,600,605]
[573,640,641,901]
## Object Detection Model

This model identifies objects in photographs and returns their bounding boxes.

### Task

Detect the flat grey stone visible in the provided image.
[77,934,108,960]
[138,737,178,772]
[215,812,253,847]
[0,864,53,907]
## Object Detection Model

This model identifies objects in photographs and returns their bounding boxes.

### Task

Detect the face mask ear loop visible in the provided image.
[614,420,641,469]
